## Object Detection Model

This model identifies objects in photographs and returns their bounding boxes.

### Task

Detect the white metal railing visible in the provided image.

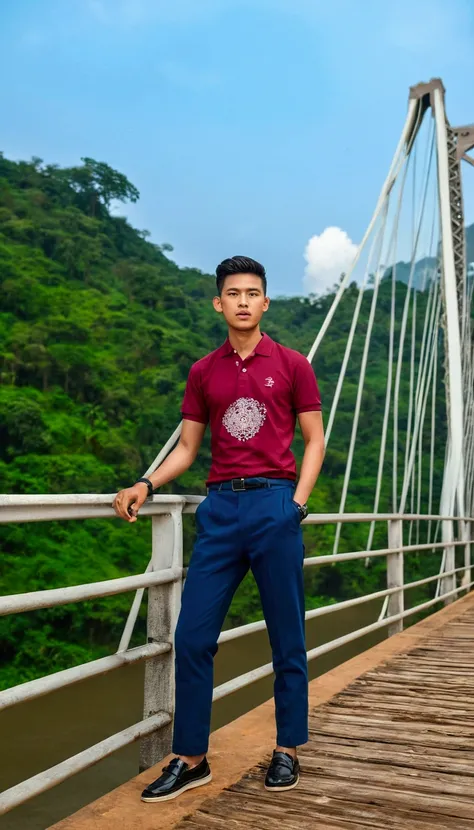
[0,493,472,817]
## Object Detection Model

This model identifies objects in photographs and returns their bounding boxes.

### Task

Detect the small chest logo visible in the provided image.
[264,376,275,388]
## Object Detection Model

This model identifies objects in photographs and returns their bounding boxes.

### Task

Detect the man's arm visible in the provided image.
[113,419,206,522]
[293,410,325,507]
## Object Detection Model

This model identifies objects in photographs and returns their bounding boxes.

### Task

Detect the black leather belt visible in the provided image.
[209,477,292,492]
[230,478,265,491]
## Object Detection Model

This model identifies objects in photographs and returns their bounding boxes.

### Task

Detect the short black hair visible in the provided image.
[215,255,267,295]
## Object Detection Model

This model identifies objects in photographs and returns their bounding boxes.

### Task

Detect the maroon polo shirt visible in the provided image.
[181,333,321,484]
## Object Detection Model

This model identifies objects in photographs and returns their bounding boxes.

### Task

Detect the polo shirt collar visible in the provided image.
[220,332,274,357]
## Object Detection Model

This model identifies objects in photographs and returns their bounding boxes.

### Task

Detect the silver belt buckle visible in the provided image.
[232,478,246,491]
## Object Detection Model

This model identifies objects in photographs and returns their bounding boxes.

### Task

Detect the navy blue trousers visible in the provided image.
[172,478,308,756]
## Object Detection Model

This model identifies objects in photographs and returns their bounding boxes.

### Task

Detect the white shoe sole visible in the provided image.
[264,774,300,792]
[141,772,212,803]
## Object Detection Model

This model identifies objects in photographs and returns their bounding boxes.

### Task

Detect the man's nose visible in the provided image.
[238,295,249,306]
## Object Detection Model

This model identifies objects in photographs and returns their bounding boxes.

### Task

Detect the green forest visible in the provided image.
[0,153,471,689]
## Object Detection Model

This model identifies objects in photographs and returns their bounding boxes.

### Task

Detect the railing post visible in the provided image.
[387,519,404,636]
[139,507,183,771]
[441,518,456,604]
[461,519,471,591]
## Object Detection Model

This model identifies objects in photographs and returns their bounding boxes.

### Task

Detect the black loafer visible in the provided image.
[141,756,212,803]
[264,750,300,791]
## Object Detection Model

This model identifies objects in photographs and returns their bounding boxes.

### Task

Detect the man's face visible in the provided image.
[213,273,270,330]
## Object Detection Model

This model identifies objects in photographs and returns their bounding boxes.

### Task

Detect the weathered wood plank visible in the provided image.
[231,773,474,820]
[383,669,474,680]
[394,652,474,662]
[324,703,474,725]
[297,754,474,797]
[363,668,474,681]
[344,681,474,704]
[301,735,474,774]
[352,673,474,689]
[309,722,474,749]
[327,699,474,720]
[363,667,473,678]
[309,712,474,735]
[191,791,474,830]
[336,690,474,709]
[181,815,352,830]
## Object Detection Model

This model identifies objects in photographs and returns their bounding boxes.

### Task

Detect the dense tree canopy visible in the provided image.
[0,153,466,688]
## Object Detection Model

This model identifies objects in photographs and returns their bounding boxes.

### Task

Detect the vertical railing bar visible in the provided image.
[387,518,404,635]
[434,549,447,599]
[441,518,456,604]
[117,560,152,653]
[462,518,471,591]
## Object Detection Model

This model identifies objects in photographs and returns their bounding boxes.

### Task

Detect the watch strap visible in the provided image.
[135,477,154,498]
[297,503,308,521]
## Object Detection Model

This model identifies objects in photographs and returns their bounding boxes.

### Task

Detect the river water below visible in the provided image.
[0,599,384,830]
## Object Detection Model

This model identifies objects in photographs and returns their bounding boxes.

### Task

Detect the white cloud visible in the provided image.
[304,226,358,295]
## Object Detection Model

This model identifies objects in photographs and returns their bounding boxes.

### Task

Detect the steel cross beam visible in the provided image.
[453,124,474,167]
[447,124,467,320]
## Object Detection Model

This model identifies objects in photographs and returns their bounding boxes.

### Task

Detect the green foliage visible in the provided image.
[0,153,457,688]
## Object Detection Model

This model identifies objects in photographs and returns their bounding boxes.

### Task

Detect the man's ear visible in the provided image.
[213,296,223,313]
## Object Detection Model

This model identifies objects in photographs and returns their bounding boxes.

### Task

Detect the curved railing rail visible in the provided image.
[0,493,472,816]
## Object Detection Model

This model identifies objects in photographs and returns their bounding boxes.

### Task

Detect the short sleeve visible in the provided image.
[181,363,209,424]
[292,355,322,413]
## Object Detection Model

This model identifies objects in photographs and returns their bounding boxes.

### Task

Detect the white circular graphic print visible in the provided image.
[222,397,267,442]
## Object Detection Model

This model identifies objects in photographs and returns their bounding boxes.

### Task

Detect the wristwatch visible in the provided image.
[295,502,309,522]
[135,477,154,498]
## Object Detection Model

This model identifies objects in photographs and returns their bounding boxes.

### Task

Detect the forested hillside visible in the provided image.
[0,154,458,688]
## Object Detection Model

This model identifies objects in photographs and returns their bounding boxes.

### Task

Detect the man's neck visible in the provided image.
[228,327,263,360]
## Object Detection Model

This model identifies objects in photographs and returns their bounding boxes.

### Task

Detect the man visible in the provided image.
[113,255,325,803]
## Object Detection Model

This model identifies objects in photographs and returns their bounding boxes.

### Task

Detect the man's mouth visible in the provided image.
[237,312,251,317]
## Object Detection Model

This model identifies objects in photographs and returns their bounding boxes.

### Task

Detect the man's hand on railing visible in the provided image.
[113,483,149,523]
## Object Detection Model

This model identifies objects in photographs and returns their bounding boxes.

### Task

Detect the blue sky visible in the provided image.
[1,0,474,296]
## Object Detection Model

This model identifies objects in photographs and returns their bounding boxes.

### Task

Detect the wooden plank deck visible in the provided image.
[51,592,474,830]
[176,601,474,830]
